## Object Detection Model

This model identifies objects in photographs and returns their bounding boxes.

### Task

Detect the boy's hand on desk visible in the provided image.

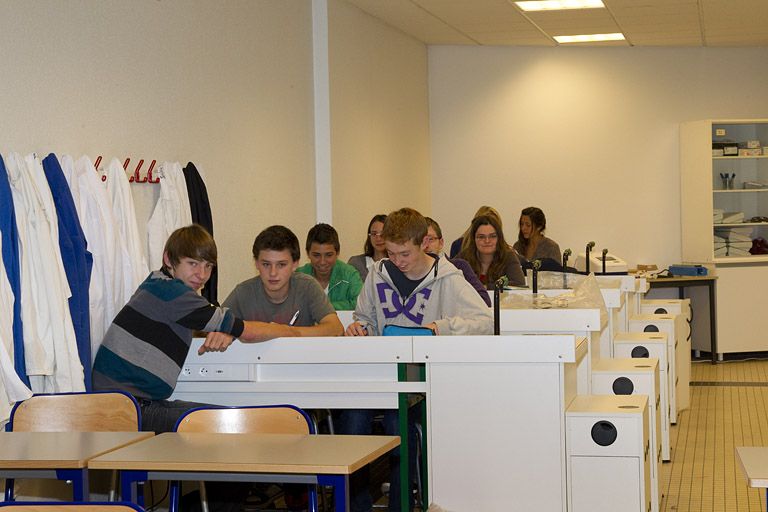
[199,331,235,354]
[345,322,369,336]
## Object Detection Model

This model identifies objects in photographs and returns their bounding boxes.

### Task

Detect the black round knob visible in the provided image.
[643,325,660,332]
[631,346,650,358]
[591,421,618,446]
[654,308,668,314]
[613,377,634,395]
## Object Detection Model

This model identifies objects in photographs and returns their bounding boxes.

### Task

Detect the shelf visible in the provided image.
[714,155,768,160]
[713,188,768,193]
[714,256,768,264]
[713,223,768,227]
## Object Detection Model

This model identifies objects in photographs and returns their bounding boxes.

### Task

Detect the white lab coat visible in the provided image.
[105,158,149,307]
[146,161,192,269]
[59,155,82,219]
[5,153,84,393]
[0,236,33,426]
[68,155,120,360]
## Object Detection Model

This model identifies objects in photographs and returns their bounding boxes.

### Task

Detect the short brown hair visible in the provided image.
[382,207,428,245]
[306,223,340,253]
[163,224,217,269]
[252,225,301,262]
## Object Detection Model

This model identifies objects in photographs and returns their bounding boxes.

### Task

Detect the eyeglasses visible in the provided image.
[369,231,384,238]
[475,233,498,242]
[425,236,442,243]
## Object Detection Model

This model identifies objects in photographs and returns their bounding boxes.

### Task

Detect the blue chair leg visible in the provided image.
[4,478,14,501]
[308,484,318,512]
[168,481,181,512]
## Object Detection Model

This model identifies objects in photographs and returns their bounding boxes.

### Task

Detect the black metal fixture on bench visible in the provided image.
[585,241,595,274]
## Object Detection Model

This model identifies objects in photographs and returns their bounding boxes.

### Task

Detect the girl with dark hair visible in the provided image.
[513,206,561,264]
[458,215,525,288]
[347,214,387,282]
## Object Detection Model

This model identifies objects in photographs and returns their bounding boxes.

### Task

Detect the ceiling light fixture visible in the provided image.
[515,0,605,11]
[554,33,625,43]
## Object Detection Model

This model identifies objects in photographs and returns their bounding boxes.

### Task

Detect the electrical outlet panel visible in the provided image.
[178,364,249,381]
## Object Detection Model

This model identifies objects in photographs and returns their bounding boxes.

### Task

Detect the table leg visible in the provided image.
[398,391,409,511]
[709,280,718,364]
[56,469,88,501]
[319,474,348,512]
[120,470,146,505]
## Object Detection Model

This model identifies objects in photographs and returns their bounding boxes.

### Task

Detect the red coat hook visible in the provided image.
[131,159,146,183]
[146,160,160,183]
[94,156,107,182]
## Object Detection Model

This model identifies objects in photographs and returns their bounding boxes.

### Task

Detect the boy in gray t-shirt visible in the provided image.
[222,224,342,336]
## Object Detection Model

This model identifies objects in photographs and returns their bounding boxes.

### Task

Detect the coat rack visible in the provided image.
[94,155,161,184]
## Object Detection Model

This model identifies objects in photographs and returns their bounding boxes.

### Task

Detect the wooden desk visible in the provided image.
[0,432,154,501]
[89,432,400,512]
[735,446,768,501]
[647,275,718,363]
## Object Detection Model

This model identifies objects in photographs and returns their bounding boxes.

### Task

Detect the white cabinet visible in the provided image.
[566,395,651,512]
[613,332,671,462]
[590,359,661,512]
[681,119,768,354]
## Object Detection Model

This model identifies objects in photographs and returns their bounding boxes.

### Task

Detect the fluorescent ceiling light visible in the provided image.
[554,33,625,43]
[515,0,604,11]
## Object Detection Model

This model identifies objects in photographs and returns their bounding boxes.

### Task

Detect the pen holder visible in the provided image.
[721,177,729,190]
[728,177,735,189]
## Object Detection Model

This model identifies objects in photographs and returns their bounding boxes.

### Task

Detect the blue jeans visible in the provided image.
[335,408,419,512]
[138,398,210,433]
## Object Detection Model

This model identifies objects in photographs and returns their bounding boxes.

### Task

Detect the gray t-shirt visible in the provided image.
[223,273,335,326]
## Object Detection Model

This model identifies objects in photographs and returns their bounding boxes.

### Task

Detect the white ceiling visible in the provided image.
[344,0,768,47]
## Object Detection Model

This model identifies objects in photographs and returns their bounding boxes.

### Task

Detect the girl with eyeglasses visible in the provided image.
[458,214,525,288]
[347,214,387,282]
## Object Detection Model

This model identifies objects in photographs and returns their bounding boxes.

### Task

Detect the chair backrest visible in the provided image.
[175,405,313,435]
[0,502,143,511]
[8,392,140,432]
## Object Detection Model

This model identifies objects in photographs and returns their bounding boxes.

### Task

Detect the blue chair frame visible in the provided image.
[0,501,144,510]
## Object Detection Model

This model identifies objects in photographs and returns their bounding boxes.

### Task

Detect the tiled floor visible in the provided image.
[661,359,768,511]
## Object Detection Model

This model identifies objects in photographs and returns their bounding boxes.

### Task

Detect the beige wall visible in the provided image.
[327,0,431,261]
[0,0,316,296]
[429,46,768,268]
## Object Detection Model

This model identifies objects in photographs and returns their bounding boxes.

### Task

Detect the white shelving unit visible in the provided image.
[681,119,768,263]
[681,119,768,354]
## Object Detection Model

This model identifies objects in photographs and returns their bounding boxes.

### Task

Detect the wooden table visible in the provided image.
[89,432,400,512]
[0,431,154,501]
[736,446,768,501]
[648,275,718,363]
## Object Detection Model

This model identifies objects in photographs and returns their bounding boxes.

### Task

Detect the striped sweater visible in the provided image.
[92,270,243,400]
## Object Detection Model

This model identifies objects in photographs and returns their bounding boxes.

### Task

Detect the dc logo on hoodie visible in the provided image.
[376,283,432,324]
